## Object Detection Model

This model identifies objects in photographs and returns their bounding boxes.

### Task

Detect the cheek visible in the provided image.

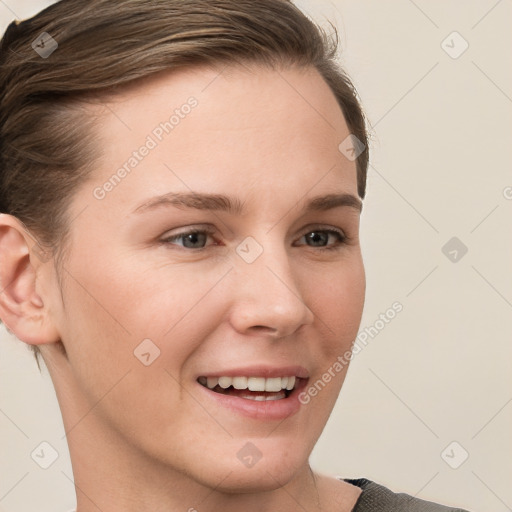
[305,257,365,345]
[57,255,230,446]
[59,253,231,376]
[298,259,365,408]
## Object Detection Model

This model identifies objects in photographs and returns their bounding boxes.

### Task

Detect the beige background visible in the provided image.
[1,1,511,511]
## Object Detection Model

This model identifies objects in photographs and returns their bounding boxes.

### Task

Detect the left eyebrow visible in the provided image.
[305,193,363,213]
[131,191,362,215]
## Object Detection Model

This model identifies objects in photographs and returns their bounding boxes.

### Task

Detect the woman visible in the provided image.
[0,1,471,511]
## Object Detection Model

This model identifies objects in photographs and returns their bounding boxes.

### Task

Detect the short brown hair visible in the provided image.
[0,0,369,363]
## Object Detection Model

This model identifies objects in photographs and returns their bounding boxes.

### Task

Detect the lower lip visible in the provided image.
[197,380,307,421]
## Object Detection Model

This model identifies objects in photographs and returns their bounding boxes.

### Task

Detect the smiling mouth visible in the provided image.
[197,375,300,401]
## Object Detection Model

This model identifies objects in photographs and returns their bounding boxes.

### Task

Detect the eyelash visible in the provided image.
[160,226,348,252]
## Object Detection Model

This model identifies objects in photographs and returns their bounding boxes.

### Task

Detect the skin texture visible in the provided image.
[0,64,365,512]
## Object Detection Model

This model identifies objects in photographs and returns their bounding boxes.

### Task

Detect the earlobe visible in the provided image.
[0,214,60,346]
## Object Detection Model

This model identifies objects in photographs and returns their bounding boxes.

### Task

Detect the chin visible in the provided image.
[206,463,302,494]
[192,437,309,493]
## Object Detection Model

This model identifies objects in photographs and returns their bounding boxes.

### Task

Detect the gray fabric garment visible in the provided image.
[343,478,471,512]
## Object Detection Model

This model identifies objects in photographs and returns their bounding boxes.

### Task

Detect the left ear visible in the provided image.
[0,214,60,346]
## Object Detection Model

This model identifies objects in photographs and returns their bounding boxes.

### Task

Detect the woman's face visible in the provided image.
[46,64,365,490]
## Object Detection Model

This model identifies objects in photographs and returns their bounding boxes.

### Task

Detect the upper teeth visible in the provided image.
[200,376,296,392]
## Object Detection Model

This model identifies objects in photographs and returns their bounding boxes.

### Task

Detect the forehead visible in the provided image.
[92,62,350,154]
[75,64,357,220]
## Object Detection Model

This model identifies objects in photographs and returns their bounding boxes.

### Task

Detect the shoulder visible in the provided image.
[342,477,471,512]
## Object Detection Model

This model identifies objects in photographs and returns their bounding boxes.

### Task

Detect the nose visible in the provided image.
[227,242,315,339]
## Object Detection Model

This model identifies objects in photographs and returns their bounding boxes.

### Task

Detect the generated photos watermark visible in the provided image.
[93,97,198,200]
[299,301,403,404]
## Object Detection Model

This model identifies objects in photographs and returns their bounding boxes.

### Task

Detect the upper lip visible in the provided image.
[196,365,309,379]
